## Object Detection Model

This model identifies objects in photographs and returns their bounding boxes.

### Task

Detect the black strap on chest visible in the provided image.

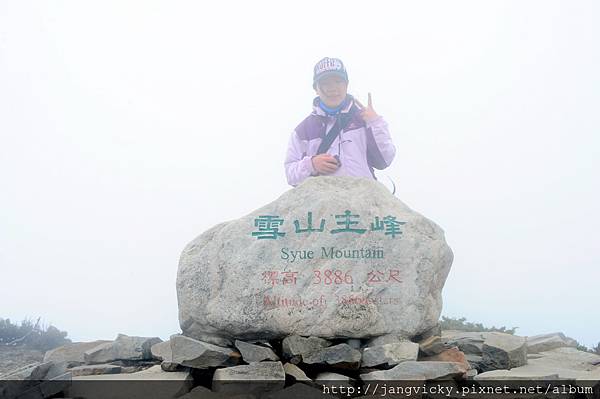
[316,109,355,155]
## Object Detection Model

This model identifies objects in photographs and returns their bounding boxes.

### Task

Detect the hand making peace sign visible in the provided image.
[354,92,379,122]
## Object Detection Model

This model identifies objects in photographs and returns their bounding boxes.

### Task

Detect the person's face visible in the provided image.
[315,74,348,108]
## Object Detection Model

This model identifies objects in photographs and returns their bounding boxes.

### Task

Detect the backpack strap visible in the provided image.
[316,106,357,155]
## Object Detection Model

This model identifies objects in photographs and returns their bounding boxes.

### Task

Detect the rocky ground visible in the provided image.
[0,345,44,375]
[1,328,599,398]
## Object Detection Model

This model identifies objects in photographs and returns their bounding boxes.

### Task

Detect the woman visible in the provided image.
[284,57,396,187]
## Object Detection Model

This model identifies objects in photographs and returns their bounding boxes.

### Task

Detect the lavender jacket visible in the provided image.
[284,95,396,186]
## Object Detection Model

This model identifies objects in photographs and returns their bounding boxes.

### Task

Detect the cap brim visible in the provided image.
[314,71,348,84]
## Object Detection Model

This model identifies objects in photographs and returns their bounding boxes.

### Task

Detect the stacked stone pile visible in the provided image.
[2,329,599,398]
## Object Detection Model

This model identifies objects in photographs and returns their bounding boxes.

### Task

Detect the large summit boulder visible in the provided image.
[177,176,453,341]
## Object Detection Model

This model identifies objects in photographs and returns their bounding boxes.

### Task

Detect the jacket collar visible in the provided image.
[312,94,355,117]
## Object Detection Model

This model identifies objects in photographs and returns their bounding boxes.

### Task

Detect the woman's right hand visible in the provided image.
[311,154,340,175]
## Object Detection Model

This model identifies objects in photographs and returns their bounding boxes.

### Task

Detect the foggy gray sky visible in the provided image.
[1,1,599,347]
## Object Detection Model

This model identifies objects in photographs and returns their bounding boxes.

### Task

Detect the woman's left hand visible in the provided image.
[355,92,379,122]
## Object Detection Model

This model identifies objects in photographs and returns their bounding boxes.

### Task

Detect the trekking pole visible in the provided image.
[384,175,396,196]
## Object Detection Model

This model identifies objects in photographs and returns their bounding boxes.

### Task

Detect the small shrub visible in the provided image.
[440,316,518,334]
[575,342,589,352]
[0,318,20,343]
[0,317,71,351]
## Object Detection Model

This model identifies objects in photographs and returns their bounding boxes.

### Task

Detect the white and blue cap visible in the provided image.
[313,57,348,89]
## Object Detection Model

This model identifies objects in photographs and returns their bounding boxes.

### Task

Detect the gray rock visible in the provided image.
[361,341,419,367]
[528,347,600,375]
[212,361,285,395]
[316,371,352,381]
[527,353,544,360]
[474,366,600,398]
[442,331,529,372]
[177,177,454,340]
[170,334,240,369]
[178,385,213,398]
[0,363,70,399]
[186,333,233,347]
[365,333,410,348]
[418,336,447,356]
[441,331,488,355]
[282,335,331,362]
[302,344,362,370]
[75,366,185,380]
[69,364,121,376]
[346,338,362,349]
[1,362,55,380]
[465,368,478,379]
[43,341,111,367]
[83,334,162,364]
[264,383,334,399]
[475,367,560,380]
[68,365,192,399]
[465,354,484,370]
[474,365,572,392]
[481,332,527,371]
[283,363,311,382]
[1,361,67,381]
[149,338,186,371]
[235,340,279,362]
[160,361,183,372]
[360,361,466,381]
[116,364,156,374]
[476,360,600,397]
[150,340,172,361]
[526,332,578,354]
[37,372,72,399]
[413,323,442,342]
[315,371,354,391]
[245,339,273,346]
[45,362,69,380]
[178,385,255,399]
